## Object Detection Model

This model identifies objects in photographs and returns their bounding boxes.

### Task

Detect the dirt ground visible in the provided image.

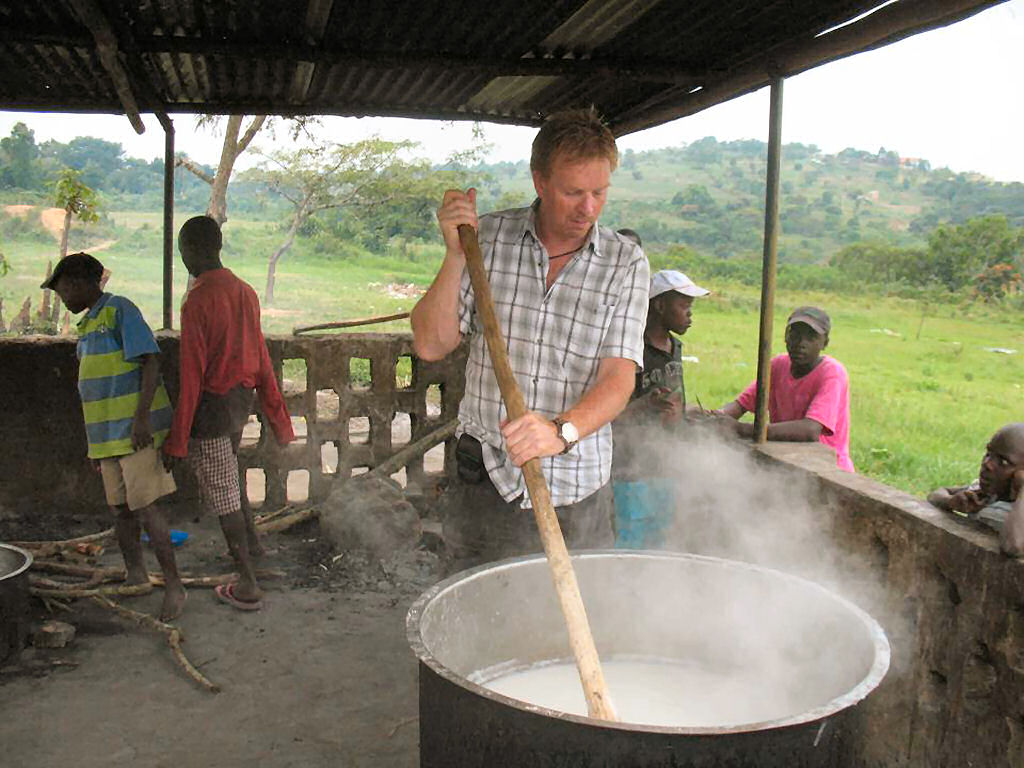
[4,204,66,240]
[0,498,444,768]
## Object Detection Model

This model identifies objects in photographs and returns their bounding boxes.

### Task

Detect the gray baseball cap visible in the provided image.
[787,306,831,335]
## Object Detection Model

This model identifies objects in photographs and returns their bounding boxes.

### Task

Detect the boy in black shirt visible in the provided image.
[612,269,710,546]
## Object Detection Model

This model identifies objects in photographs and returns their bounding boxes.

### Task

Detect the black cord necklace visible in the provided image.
[550,246,581,260]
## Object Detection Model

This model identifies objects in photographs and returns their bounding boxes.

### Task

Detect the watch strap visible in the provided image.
[552,417,576,455]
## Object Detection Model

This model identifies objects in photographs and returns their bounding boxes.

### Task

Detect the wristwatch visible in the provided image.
[552,417,580,455]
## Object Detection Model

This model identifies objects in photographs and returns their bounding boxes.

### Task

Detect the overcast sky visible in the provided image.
[2,0,1022,181]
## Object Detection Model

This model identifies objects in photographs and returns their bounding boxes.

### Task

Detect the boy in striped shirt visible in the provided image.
[46,252,186,621]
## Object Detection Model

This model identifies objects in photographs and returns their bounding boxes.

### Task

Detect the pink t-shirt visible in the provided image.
[737,354,854,472]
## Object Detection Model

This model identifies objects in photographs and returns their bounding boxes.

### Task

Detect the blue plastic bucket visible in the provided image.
[612,480,675,548]
[141,529,189,547]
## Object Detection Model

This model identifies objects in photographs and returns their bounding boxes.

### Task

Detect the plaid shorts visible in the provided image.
[189,436,241,516]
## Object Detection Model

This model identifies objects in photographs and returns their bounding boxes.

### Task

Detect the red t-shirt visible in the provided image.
[737,354,853,472]
[164,268,295,457]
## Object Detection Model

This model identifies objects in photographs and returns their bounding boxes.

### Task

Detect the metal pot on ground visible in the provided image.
[0,543,33,663]
[408,551,890,768]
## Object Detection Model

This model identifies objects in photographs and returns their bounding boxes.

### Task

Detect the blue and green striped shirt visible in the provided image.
[76,293,173,459]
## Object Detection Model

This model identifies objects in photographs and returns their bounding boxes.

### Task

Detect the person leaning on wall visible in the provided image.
[712,306,854,473]
[928,422,1024,557]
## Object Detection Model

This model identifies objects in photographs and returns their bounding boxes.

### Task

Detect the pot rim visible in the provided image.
[407,549,891,736]
[0,542,34,583]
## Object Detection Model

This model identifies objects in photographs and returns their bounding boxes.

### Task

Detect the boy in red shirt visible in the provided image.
[715,307,854,472]
[163,216,295,610]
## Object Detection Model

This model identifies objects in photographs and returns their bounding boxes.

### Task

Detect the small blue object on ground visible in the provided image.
[613,480,675,549]
[141,529,189,547]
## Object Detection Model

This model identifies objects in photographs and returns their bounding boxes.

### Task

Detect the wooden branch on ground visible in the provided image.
[30,580,153,599]
[255,508,318,534]
[31,560,125,582]
[30,568,285,595]
[30,576,77,590]
[13,528,115,558]
[292,311,410,335]
[91,595,220,693]
[30,564,285,592]
[367,418,457,480]
[253,505,294,526]
[149,569,286,588]
[41,596,73,614]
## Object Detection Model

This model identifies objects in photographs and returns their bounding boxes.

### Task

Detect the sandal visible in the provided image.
[214,583,262,612]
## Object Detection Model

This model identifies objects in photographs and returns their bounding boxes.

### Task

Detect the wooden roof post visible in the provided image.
[157,112,174,330]
[753,76,784,443]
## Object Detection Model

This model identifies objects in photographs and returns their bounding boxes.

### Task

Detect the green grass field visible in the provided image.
[681,285,1022,494]
[2,206,1021,497]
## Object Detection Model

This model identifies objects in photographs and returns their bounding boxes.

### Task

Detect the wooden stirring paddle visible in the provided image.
[457,224,617,721]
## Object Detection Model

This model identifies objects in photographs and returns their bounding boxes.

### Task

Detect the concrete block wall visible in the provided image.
[244,333,466,506]
[0,336,104,514]
[755,443,1024,768]
[0,334,467,515]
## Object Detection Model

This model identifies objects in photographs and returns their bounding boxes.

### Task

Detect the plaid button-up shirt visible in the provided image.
[457,203,650,508]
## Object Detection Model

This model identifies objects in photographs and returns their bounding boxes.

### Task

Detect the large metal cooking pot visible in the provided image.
[408,551,889,768]
[0,542,33,663]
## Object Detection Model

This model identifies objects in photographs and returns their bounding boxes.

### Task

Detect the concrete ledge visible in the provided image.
[755,441,1012,557]
[750,440,1024,767]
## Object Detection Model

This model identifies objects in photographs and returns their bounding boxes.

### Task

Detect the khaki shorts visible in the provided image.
[99,445,177,511]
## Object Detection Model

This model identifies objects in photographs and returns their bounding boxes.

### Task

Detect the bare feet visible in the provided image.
[229,580,263,604]
[160,586,187,622]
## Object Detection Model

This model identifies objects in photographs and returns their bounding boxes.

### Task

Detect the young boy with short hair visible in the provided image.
[612,268,711,546]
[163,216,295,612]
[928,422,1024,557]
[45,252,186,621]
[715,306,854,472]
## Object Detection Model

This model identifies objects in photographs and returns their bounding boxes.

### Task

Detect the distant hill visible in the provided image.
[2,124,1023,266]
[470,138,1024,264]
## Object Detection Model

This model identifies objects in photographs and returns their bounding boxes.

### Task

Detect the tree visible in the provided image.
[830,242,929,286]
[253,138,475,304]
[175,115,320,225]
[45,136,124,188]
[54,169,101,260]
[685,137,722,167]
[176,115,267,225]
[974,263,1023,302]
[0,122,41,189]
[927,215,1024,291]
[672,184,717,211]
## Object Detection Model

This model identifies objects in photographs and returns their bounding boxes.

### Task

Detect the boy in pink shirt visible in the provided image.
[715,307,854,472]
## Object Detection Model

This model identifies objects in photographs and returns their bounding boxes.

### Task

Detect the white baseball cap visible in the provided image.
[650,270,711,299]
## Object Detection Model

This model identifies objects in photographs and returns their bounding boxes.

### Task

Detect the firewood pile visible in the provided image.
[11,506,317,693]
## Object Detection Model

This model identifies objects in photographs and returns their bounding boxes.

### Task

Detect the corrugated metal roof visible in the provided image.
[0,0,1006,135]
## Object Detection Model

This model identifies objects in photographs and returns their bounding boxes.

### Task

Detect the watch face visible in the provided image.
[561,421,580,443]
